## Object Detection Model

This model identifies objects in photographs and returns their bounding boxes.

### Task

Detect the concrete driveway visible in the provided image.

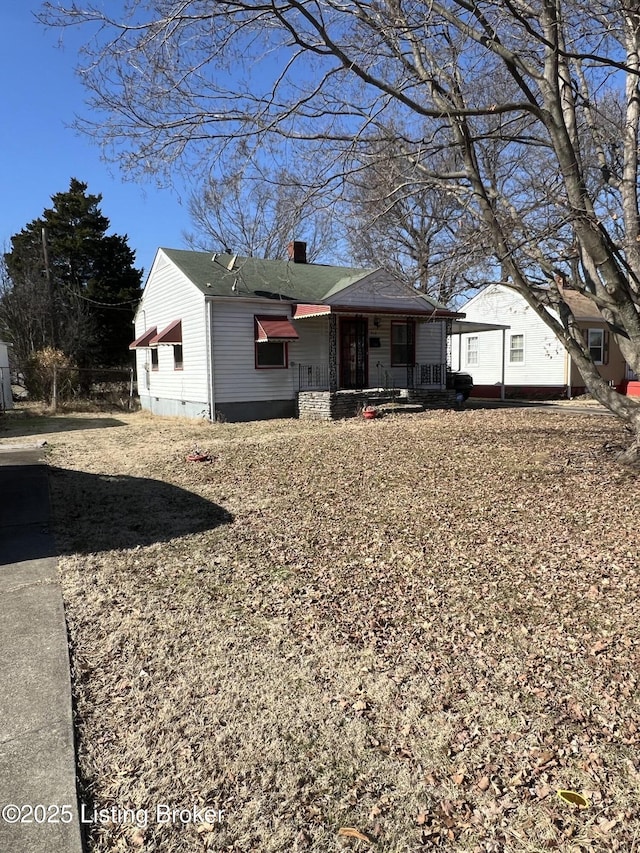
[0,447,83,853]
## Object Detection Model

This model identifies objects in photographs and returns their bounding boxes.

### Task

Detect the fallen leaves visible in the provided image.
[337,826,375,843]
[41,408,640,853]
[557,790,590,808]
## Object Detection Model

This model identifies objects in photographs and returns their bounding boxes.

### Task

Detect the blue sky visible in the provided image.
[1,2,193,276]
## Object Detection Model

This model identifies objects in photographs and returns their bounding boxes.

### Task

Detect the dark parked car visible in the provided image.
[446,369,474,400]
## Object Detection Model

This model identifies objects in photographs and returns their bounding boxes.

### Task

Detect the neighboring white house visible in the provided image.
[0,342,13,411]
[130,244,462,421]
[451,283,632,398]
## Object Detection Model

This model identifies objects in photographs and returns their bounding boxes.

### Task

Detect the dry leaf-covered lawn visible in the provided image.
[3,407,640,852]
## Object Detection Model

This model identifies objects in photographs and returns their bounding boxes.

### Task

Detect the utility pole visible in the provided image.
[41,227,58,349]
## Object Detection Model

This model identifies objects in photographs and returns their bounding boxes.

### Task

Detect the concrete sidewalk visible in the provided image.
[0,447,83,853]
[465,397,616,416]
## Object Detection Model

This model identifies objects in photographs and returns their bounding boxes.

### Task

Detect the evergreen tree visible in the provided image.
[2,178,142,369]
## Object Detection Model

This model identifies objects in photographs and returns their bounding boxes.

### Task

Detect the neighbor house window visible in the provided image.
[509,333,525,363]
[466,336,479,366]
[587,328,604,364]
[150,348,159,371]
[391,321,415,365]
[173,344,183,370]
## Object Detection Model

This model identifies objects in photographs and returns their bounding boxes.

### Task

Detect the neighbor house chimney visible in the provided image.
[287,241,307,263]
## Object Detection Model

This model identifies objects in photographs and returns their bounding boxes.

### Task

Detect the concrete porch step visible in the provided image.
[377,402,424,415]
[364,390,409,404]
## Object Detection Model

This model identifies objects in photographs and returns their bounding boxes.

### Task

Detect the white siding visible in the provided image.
[291,316,329,366]
[454,285,566,386]
[133,251,209,407]
[211,308,447,399]
[416,320,445,363]
[365,318,445,387]
[327,269,438,313]
[212,301,327,403]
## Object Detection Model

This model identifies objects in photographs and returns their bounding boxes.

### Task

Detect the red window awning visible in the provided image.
[255,316,299,343]
[149,319,182,346]
[129,327,157,349]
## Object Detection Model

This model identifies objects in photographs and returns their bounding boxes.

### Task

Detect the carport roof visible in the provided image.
[450,320,511,334]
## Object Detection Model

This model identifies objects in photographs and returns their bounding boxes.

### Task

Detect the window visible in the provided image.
[587,328,605,364]
[466,336,479,366]
[173,344,183,370]
[255,341,287,368]
[254,315,297,369]
[150,348,159,371]
[391,321,415,366]
[509,333,525,363]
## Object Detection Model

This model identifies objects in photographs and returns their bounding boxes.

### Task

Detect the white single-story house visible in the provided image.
[451,283,636,399]
[0,341,12,411]
[130,243,465,421]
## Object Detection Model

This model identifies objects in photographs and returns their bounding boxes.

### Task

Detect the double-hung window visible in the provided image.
[587,329,604,364]
[466,336,479,366]
[509,334,525,364]
[390,321,415,366]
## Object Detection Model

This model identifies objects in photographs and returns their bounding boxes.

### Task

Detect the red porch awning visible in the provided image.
[292,304,332,319]
[292,303,460,319]
[129,327,157,349]
[255,316,299,342]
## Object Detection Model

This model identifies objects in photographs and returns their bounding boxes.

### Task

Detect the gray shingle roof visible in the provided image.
[159,248,450,311]
[161,248,371,303]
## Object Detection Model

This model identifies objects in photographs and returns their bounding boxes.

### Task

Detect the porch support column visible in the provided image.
[406,318,411,389]
[328,314,338,392]
[501,327,506,401]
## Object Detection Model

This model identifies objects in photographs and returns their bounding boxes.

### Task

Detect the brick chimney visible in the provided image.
[287,241,307,264]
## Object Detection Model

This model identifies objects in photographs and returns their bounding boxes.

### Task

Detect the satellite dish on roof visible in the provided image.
[227,253,238,270]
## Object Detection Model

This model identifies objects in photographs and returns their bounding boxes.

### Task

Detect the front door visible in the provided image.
[340,318,368,389]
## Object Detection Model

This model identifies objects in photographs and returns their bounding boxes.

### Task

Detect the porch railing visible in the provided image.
[297,362,446,391]
[298,363,330,391]
[411,362,446,387]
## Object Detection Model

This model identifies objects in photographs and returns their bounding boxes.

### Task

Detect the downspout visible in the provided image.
[443,319,449,388]
[204,300,216,421]
[137,308,148,394]
[566,352,572,399]
[501,328,506,401]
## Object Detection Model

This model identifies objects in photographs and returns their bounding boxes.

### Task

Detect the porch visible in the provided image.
[296,361,447,393]
[296,362,454,419]
[289,306,458,419]
[298,387,455,420]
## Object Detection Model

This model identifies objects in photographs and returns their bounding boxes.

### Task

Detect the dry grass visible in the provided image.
[3,406,640,852]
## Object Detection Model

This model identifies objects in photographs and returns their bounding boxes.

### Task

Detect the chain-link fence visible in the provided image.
[14,366,137,411]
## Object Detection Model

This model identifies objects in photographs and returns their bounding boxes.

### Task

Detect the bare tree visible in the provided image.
[0,253,52,373]
[341,142,490,303]
[40,0,640,455]
[184,153,335,261]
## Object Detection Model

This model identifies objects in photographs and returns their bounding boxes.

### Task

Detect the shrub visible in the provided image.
[24,348,79,403]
